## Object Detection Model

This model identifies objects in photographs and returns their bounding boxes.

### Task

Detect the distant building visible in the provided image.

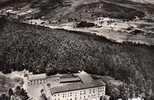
[25,19,49,25]
[27,73,47,86]
[0,8,40,21]
[23,71,107,100]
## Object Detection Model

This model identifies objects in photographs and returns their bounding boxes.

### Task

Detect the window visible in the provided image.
[84,90,86,94]
[93,89,95,93]
[28,82,30,86]
[98,87,102,92]
[80,91,82,95]
[75,92,77,96]
[64,93,66,98]
[31,80,34,84]
[70,92,72,96]
[47,83,51,88]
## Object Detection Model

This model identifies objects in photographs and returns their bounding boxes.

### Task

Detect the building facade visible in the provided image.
[51,85,105,100]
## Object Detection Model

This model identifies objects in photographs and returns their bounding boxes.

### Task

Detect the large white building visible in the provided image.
[23,71,106,100]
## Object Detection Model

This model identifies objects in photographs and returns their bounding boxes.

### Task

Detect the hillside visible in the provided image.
[0,19,154,98]
[0,0,150,21]
[1,0,154,21]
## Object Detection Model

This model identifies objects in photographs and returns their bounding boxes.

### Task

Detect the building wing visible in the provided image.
[28,73,46,81]
[50,80,105,94]
[77,71,94,84]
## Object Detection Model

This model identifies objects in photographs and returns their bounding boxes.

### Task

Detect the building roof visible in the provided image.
[28,73,46,81]
[60,77,81,83]
[59,74,81,83]
[77,71,94,84]
[50,80,105,94]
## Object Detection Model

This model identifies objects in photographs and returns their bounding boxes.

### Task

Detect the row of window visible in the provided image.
[53,87,105,98]
[28,79,47,85]
[54,94,102,100]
